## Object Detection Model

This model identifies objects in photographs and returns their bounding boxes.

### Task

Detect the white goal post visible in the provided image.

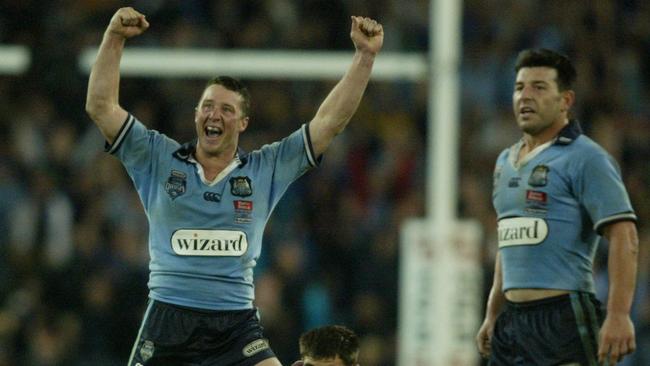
[0,45,30,74]
[78,48,426,81]
[399,1,484,364]
[399,219,483,365]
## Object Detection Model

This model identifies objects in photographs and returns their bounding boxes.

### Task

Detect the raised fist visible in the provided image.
[350,16,384,55]
[107,7,149,39]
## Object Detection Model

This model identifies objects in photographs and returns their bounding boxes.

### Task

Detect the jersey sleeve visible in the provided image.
[491,148,509,204]
[573,148,637,233]
[104,114,179,208]
[255,123,319,206]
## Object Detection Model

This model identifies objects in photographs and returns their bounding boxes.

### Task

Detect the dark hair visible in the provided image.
[204,76,251,117]
[299,325,359,366]
[514,49,576,91]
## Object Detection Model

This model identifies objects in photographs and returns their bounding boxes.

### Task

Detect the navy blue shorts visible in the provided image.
[489,292,604,366]
[127,300,276,366]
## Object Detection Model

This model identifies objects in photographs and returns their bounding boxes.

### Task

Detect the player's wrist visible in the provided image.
[605,309,631,318]
[354,47,379,57]
[352,49,377,69]
[104,28,128,42]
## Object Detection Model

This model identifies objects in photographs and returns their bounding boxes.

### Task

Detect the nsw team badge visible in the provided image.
[528,165,549,187]
[165,170,187,199]
[230,176,253,197]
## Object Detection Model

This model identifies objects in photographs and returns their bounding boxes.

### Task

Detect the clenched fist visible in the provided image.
[107,7,149,39]
[350,16,384,55]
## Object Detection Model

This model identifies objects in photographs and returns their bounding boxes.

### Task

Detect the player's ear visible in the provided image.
[560,89,575,113]
[239,116,249,132]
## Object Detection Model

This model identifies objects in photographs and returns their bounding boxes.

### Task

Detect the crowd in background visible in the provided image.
[0,1,648,365]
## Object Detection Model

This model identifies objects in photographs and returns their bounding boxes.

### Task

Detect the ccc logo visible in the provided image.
[203,192,222,202]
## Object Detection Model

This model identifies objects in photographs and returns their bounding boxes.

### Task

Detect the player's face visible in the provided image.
[302,356,349,366]
[194,84,249,157]
[513,67,572,136]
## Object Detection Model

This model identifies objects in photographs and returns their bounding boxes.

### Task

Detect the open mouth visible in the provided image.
[205,125,223,137]
[519,106,535,117]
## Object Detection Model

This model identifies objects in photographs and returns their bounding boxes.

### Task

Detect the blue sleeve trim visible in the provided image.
[105,114,135,154]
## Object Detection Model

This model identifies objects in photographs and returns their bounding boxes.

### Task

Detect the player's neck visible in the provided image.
[522,118,568,152]
[195,146,237,181]
[522,134,550,153]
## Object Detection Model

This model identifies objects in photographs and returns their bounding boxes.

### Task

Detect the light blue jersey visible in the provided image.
[107,114,318,310]
[493,120,636,293]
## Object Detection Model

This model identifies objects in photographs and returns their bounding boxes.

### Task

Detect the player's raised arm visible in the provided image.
[308,16,384,157]
[85,7,149,144]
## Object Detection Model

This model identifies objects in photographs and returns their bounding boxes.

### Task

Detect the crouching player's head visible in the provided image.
[293,325,360,366]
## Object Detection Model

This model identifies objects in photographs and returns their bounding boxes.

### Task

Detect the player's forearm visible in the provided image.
[485,285,505,319]
[317,50,375,129]
[310,51,375,150]
[606,224,638,315]
[86,32,125,119]
[485,253,505,319]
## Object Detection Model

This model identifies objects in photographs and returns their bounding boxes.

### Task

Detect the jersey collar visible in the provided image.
[173,140,249,166]
[509,119,583,169]
[554,119,583,145]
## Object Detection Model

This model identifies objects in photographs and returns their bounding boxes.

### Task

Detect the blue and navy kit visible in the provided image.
[107,114,318,310]
[492,120,636,294]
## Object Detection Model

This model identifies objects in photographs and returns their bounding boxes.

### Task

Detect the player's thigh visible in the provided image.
[488,311,516,365]
[255,357,282,366]
[201,309,277,366]
[130,357,184,366]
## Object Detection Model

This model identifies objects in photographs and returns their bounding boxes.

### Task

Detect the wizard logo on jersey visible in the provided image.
[528,165,549,187]
[165,170,187,199]
[230,176,252,197]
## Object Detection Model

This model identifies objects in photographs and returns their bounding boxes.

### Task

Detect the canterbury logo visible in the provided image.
[203,191,222,202]
[498,217,548,248]
[171,229,248,256]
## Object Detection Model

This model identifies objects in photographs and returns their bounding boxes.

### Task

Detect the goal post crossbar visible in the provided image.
[78,48,427,81]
